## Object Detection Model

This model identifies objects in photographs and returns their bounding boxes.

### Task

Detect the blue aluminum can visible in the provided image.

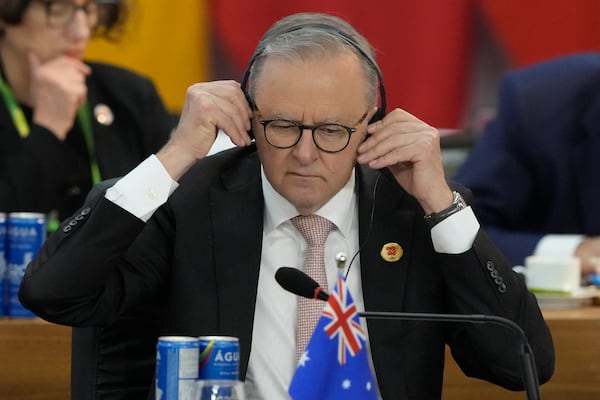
[198,336,240,381]
[0,213,6,317]
[7,212,46,318]
[156,336,200,400]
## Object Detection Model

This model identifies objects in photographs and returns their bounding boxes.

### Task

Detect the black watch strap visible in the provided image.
[423,191,467,228]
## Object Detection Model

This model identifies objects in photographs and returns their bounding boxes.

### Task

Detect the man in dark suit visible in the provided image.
[453,53,600,275]
[19,12,554,400]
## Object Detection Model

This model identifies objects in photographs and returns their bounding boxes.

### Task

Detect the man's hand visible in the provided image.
[575,236,600,275]
[157,80,253,180]
[357,108,453,213]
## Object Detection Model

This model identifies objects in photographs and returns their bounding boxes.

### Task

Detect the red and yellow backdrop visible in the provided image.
[85,0,600,129]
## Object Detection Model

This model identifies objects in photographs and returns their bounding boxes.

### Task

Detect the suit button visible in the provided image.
[81,207,91,215]
[69,220,77,226]
[75,215,84,221]
[63,225,72,233]
[486,261,494,271]
[490,269,498,278]
[494,277,504,285]
[498,283,507,293]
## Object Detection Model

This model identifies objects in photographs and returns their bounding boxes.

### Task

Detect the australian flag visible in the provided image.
[288,275,379,399]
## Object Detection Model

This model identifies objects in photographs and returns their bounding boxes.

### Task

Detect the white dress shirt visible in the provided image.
[104,154,480,399]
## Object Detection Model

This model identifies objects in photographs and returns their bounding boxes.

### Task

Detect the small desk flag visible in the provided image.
[288,275,379,399]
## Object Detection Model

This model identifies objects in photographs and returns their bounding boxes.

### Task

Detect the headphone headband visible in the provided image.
[241,23,386,123]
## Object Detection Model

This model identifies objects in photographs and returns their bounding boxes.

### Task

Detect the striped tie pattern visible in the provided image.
[291,214,334,361]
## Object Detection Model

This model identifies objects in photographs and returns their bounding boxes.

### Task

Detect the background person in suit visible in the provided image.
[453,53,600,276]
[19,12,554,399]
[0,0,175,230]
[0,1,175,399]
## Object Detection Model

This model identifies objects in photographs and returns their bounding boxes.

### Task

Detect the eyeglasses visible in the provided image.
[34,0,103,28]
[255,106,368,153]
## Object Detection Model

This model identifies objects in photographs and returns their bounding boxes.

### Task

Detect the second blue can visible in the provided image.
[198,336,240,381]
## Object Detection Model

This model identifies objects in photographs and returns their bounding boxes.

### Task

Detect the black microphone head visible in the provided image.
[275,267,329,301]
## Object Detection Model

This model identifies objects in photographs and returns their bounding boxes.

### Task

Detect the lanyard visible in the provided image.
[0,69,29,138]
[0,69,101,185]
[76,101,101,185]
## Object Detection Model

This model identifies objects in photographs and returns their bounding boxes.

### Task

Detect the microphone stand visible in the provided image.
[274,265,542,400]
[359,311,541,400]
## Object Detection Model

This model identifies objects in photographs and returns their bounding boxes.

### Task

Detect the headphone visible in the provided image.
[241,23,387,138]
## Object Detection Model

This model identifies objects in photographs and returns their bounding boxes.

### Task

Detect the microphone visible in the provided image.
[275,267,541,400]
[275,266,329,301]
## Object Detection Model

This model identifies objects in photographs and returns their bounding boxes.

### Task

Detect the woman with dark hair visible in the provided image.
[1,2,174,399]
[0,0,174,230]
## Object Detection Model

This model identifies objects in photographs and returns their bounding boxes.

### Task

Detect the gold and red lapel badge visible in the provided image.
[380,242,403,262]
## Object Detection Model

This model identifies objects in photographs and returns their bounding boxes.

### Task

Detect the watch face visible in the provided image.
[453,191,467,208]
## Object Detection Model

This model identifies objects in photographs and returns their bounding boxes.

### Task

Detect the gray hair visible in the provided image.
[246,13,380,108]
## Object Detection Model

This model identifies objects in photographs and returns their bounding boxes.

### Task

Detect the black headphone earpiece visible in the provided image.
[241,23,387,139]
[243,91,256,139]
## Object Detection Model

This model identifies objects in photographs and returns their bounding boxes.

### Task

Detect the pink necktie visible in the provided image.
[291,214,334,360]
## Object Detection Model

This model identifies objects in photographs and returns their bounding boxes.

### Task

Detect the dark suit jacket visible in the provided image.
[0,62,175,222]
[20,146,554,399]
[453,52,600,266]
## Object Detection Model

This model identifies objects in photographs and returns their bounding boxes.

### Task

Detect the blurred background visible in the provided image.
[84,0,600,136]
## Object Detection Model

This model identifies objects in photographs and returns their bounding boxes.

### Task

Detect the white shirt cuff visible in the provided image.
[534,234,583,258]
[430,206,480,254]
[104,155,179,222]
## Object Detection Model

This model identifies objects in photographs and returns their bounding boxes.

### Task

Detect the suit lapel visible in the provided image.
[210,151,263,377]
[357,167,414,314]
[356,167,415,396]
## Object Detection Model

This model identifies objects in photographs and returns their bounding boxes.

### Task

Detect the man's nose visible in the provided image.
[292,128,320,161]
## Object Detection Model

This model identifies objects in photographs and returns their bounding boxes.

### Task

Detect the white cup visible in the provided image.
[513,256,581,295]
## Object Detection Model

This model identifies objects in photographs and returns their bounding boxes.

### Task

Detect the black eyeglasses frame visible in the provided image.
[254,105,368,154]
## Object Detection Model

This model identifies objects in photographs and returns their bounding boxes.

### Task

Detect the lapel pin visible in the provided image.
[94,103,114,126]
[380,242,403,262]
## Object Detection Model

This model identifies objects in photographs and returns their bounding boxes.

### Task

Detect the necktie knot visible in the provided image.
[291,214,333,247]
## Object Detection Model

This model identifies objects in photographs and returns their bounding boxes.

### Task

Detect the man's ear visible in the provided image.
[368,106,384,124]
[367,106,380,124]
[363,106,380,140]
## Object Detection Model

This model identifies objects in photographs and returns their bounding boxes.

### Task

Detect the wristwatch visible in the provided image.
[424,191,467,228]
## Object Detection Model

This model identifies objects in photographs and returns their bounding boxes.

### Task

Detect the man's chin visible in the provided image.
[286,191,325,215]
